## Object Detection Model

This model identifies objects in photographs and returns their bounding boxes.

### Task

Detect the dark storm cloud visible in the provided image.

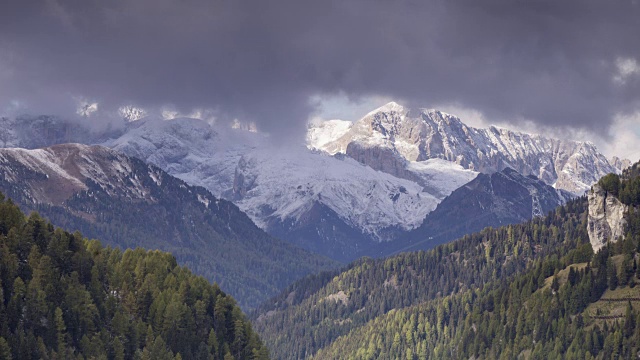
[0,0,639,137]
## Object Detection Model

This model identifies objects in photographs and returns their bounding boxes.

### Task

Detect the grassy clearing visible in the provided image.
[585,286,640,317]
[540,262,589,292]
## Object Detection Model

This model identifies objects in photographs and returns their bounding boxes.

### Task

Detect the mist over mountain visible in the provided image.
[2,1,639,358]
[0,103,629,263]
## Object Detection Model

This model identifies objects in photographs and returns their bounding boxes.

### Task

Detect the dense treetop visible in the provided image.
[0,193,269,360]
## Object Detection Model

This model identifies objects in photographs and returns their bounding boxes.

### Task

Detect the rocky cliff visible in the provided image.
[588,184,628,253]
[312,102,623,195]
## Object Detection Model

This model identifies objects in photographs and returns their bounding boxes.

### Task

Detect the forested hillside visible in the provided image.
[0,144,338,310]
[0,193,269,359]
[254,198,590,359]
[254,162,640,359]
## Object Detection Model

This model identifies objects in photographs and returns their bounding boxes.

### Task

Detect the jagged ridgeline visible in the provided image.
[0,194,269,360]
[254,162,640,359]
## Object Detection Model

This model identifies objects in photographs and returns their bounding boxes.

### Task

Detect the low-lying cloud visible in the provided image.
[1,0,639,142]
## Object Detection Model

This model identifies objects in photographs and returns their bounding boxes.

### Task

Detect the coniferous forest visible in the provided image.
[3,160,639,359]
[254,162,640,359]
[2,1,640,358]
[0,193,269,360]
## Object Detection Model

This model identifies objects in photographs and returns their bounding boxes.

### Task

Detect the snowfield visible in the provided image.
[102,116,478,241]
[92,101,626,245]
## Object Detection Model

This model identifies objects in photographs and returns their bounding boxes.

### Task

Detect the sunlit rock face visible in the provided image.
[588,184,628,253]
[312,102,621,196]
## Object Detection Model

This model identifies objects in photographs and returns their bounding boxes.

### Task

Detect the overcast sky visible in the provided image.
[1,0,639,158]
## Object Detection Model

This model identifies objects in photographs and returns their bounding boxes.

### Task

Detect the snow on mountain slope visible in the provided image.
[407,159,479,197]
[310,102,624,195]
[101,117,477,246]
[232,147,438,238]
[0,144,159,204]
[306,119,353,152]
[103,117,264,196]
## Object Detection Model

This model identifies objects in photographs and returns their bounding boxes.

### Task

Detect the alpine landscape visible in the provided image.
[1,0,640,359]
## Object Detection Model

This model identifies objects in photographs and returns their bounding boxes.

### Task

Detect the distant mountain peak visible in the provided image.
[366,101,407,116]
[309,103,620,195]
[398,166,571,252]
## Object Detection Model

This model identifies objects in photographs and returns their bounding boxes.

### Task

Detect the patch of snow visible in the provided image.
[149,171,162,186]
[306,119,353,153]
[4,148,87,189]
[407,159,478,197]
[197,194,210,208]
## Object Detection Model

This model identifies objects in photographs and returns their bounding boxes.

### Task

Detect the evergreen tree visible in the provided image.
[0,194,269,359]
[607,258,618,290]
[0,337,11,360]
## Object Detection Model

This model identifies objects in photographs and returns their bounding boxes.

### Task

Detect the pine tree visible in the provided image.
[0,337,11,360]
[113,337,125,360]
[54,307,67,355]
[551,274,560,293]
[607,258,618,290]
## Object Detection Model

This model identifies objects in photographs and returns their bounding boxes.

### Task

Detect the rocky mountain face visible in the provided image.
[1,103,627,263]
[392,167,571,254]
[310,102,623,195]
[609,156,632,172]
[100,117,478,261]
[0,144,153,205]
[587,184,628,252]
[0,143,337,310]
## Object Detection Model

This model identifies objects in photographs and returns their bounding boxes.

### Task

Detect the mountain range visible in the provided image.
[1,103,638,359]
[0,102,629,262]
[97,116,479,261]
[310,102,622,196]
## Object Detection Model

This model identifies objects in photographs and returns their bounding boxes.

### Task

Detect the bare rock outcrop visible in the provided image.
[345,141,422,184]
[315,102,622,196]
[588,184,628,253]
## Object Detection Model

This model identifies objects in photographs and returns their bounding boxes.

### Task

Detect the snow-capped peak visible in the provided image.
[309,102,621,195]
[365,101,407,117]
